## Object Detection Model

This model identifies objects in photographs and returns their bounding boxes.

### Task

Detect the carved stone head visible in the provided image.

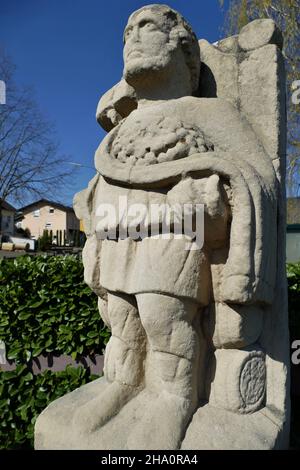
[123,4,200,95]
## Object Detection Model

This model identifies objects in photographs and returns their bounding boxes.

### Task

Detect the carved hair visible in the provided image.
[125,4,201,94]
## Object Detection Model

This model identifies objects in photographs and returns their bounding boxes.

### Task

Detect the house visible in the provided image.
[0,200,16,236]
[287,197,300,263]
[18,199,80,241]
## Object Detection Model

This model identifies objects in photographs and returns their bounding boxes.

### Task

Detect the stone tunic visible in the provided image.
[94,176,229,305]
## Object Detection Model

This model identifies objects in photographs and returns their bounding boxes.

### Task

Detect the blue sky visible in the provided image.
[0,0,227,206]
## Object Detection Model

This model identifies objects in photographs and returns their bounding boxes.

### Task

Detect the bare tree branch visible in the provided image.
[221,0,300,196]
[0,51,75,225]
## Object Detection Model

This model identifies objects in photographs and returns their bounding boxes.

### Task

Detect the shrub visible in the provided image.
[0,257,299,449]
[0,255,110,363]
[0,364,99,449]
[37,230,52,251]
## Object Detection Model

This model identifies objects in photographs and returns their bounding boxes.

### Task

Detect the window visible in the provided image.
[33,209,40,217]
[45,223,52,229]
[49,207,54,214]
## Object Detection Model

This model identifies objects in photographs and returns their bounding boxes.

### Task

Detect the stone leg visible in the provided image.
[208,347,266,414]
[203,302,266,413]
[126,293,201,450]
[73,291,146,432]
[182,303,274,450]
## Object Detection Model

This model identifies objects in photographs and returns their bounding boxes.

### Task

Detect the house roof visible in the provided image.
[0,200,16,212]
[19,199,74,214]
[287,198,300,225]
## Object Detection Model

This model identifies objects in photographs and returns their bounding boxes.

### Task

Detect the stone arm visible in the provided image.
[167,174,231,248]
[96,79,137,132]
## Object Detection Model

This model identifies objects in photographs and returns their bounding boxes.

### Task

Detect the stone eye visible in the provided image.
[140,21,155,30]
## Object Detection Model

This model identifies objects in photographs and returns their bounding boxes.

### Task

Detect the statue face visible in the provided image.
[123,10,177,84]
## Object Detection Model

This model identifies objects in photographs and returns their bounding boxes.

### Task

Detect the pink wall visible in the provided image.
[21,202,79,239]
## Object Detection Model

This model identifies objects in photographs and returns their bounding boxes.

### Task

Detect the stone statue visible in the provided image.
[35,5,290,449]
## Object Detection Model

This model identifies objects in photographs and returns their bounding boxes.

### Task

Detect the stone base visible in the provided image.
[35,377,287,450]
[182,404,287,450]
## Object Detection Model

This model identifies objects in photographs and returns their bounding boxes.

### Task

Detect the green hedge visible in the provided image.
[1,256,297,365]
[0,255,110,363]
[0,364,98,449]
[0,255,106,449]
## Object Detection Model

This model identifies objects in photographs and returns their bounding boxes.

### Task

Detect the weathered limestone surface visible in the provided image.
[35,5,290,450]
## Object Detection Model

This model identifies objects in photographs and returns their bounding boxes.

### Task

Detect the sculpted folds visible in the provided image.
[35,6,290,450]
